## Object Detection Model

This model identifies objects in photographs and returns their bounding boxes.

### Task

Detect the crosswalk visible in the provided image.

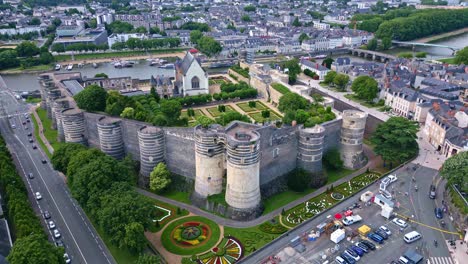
[428,257,454,264]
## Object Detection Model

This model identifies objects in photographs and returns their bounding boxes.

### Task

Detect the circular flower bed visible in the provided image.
[331,192,344,200]
[161,216,221,255]
[198,236,244,264]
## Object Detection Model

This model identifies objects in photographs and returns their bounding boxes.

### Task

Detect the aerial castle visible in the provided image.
[39,74,368,220]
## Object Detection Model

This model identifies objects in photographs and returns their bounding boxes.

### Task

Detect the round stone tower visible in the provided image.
[193,125,225,199]
[138,126,165,179]
[297,125,325,173]
[340,110,368,169]
[61,108,86,144]
[97,116,125,159]
[38,74,53,110]
[51,97,68,130]
[225,128,261,217]
[46,89,61,119]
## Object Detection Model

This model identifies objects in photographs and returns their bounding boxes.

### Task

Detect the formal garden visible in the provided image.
[187,236,244,264]
[281,172,381,227]
[236,101,282,123]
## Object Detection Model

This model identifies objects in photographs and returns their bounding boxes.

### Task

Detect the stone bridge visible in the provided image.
[349,48,397,62]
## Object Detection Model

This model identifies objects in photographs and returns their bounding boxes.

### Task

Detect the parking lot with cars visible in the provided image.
[268,164,458,264]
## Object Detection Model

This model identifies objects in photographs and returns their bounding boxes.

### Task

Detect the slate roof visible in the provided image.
[175,52,201,76]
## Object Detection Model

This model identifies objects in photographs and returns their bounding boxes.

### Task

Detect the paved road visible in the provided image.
[0,89,115,264]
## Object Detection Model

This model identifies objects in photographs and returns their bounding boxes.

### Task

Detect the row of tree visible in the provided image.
[0,136,65,264]
[323,71,350,91]
[0,41,54,70]
[51,43,109,53]
[110,37,181,51]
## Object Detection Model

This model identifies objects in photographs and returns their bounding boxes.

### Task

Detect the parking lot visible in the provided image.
[269,163,457,264]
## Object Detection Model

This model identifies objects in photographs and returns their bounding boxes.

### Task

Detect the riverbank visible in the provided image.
[54,48,187,64]
[0,64,53,75]
[413,27,468,43]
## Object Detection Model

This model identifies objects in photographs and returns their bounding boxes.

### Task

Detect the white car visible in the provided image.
[63,253,71,264]
[379,225,392,235]
[387,174,398,183]
[392,218,408,228]
[53,229,61,239]
[35,192,42,200]
[48,221,56,229]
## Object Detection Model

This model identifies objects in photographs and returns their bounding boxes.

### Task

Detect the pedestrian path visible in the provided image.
[429,256,455,264]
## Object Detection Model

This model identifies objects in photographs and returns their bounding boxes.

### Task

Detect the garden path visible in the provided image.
[137,144,381,229]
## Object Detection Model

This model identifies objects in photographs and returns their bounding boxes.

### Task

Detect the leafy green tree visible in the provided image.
[135,254,161,264]
[216,111,250,126]
[381,37,392,50]
[351,76,379,101]
[107,21,134,34]
[333,74,350,91]
[7,234,64,264]
[298,33,310,44]
[105,90,132,116]
[371,117,419,166]
[124,222,147,254]
[398,52,413,59]
[440,151,468,192]
[160,100,182,123]
[133,26,147,33]
[150,163,172,193]
[195,116,215,128]
[322,57,334,69]
[28,17,41,25]
[120,107,135,119]
[278,93,309,112]
[15,41,40,57]
[415,52,427,58]
[261,110,270,118]
[51,143,86,174]
[244,5,256,12]
[94,73,108,78]
[292,17,301,27]
[287,168,310,192]
[190,30,203,44]
[196,36,222,57]
[367,38,378,51]
[88,18,97,28]
[0,50,20,70]
[323,149,343,170]
[295,109,310,124]
[454,46,468,65]
[284,58,301,76]
[323,71,337,85]
[241,15,251,22]
[74,85,107,112]
[180,22,210,32]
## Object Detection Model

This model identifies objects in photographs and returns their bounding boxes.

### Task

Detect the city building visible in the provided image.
[300,59,330,80]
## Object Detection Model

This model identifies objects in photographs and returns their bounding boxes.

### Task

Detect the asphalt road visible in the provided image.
[0,89,115,264]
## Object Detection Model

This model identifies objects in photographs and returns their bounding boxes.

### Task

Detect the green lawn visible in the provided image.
[270,83,290,95]
[262,188,316,215]
[36,108,63,152]
[224,225,281,256]
[236,101,267,113]
[325,167,355,184]
[145,196,189,233]
[161,216,221,255]
[438,58,457,64]
[344,94,380,108]
[249,111,282,123]
[31,111,51,158]
[206,105,236,117]
[181,109,206,121]
[54,48,186,62]
[0,64,52,73]
[26,97,42,104]
[159,189,191,205]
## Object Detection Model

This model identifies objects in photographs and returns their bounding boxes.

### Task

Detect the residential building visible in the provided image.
[108,33,146,48]
[300,59,330,80]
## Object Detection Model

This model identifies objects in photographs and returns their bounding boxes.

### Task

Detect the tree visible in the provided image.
[74,84,107,112]
[241,15,251,22]
[7,234,64,264]
[323,71,337,85]
[120,107,135,119]
[295,109,310,124]
[440,152,468,193]
[160,100,181,123]
[0,50,19,70]
[298,33,310,44]
[88,18,97,29]
[284,58,301,76]
[244,5,256,12]
[51,143,86,174]
[371,117,419,166]
[135,254,162,264]
[287,168,310,192]
[351,76,379,101]
[323,149,343,170]
[124,222,147,254]
[367,38,378,51]
[29,17,41,25]
[333,74,350,91]
[322,57,334,69]
[215,111,250,126]
[149,163,172,192]
[180,22,210,32]
[415,52,427,58]
[278,93,309,112]
[381,37,392,50]
[15,41,40,57]
[107,21,134,34]
[261,110,270,118]
[94,73,108,78]
[454,46,468,65]
[292,17,301,27]
[196,36,222,57]
[195,116,215,128]
[190,30,203,44]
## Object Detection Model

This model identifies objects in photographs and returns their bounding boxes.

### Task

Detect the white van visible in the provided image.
[404,231,422,243]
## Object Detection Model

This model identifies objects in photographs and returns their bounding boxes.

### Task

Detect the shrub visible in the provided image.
[259,221,288,234]
[287,168,311,192]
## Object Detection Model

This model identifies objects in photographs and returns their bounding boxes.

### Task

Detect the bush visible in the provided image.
[258,221,288,234]
[323,149,343,170]
[287,168,311,192]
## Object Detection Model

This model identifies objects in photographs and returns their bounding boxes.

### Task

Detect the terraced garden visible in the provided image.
[235,101,282,123]
[282,172,381,227]
[181,109,209,126]
[206,105,237,118]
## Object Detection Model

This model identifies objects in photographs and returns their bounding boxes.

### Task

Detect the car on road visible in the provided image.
[360,240,376,250]
[341,253,356,264]
[375,229,389,240]
[28,172,34,179]
[27,132,32,137]
[35,192,42,200]
[355,242,369,253]
[379,225,392,236]
[11,124,16,129]
[64,253,71,264]
[48,221,56,229]
[55,240,64,247]
[429,185,436,199]
[41,159,47,164]
[43,211,51,219]
[27,119,30,123]
[350,245,364,256]
[435,208,443,219]
[53,229,61,239]
[28,138,33,143]
[344,249,360,261]
[32,144,37,149]
[367,233,384,244]
[392,218,408,228]
[22,121,26,125]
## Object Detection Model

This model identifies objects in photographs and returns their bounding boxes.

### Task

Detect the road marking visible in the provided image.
[429,256,454,264]
[14,134,89,264]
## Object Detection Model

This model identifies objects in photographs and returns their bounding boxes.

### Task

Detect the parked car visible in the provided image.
[341,253,356,264]
[355,242,369,253]
[335,256,347,264]
[435,208,443,219]
[64,253,71,264]
[53,229,61,239]
[375,229,389,240]
[41,159,47,164]
[55,240,64,247]
[350,245,365,256]
[344,249,360,261]
[367,233,384,244]
[429,185,436,199]
[379,225,392,236]
[43,211,51,219]
[387,175,397,183]
[27,132,32,137]
[360,240,376,250]
[32,144,37,149]
[48,221,56,229]
[392,218,408,228]
[35,192,42,200]
[28,138,33,143]
[28,172,34,179]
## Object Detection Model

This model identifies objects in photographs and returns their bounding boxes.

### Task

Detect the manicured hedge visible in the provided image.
[271,83,291,95]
